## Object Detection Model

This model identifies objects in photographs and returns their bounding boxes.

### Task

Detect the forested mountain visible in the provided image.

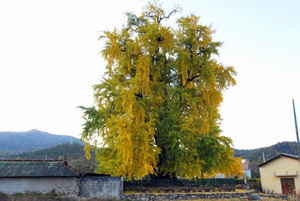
[13,140,299,176]
[16,142,85,160]
[13,143,98,174]
[1,129,297,176]
[234,141,298,178]
[0,129,83,156]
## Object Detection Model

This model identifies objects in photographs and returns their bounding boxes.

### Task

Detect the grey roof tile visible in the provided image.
[0,160,80,177]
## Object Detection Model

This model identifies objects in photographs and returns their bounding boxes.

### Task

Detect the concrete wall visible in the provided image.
[0,177,78,195]
[79,176,123,200]
[259,156,300,194]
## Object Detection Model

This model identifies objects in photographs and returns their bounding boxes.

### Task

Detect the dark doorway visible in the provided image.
[281,178,295,194]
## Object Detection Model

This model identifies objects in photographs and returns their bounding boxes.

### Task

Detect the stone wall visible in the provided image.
[123,192,287,201]
[0,177,78,195]
[78,176,123,200]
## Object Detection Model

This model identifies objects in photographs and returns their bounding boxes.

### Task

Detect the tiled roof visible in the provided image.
[242,159,250,170]
[0,159,80,177]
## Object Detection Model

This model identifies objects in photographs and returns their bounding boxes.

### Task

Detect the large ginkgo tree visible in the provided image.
[80,2,243,180]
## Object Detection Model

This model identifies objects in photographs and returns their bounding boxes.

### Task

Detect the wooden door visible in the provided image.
[281,178,295,194]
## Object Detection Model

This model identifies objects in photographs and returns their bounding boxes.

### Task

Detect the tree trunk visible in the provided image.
[150,150,176,180]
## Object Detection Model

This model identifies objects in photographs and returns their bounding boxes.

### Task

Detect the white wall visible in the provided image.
[0,177,78,195]
[244,169,251,178]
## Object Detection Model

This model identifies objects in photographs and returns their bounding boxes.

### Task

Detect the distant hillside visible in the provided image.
[234,141,298,178]
[0,129,83,156]
[16,142,85,160]
[234,141,298,161]
[2,129,297,176]
[13,143,98,174]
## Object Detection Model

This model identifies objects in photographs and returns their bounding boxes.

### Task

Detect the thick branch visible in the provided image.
[187,74,201,82]
[183,73,201,88]
[159,9,178,22]
[145,8,180,24]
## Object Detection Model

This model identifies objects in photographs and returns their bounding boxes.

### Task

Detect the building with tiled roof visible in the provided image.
[0,158,80,195]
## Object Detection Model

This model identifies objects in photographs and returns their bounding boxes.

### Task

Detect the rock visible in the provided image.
[0,193,10,201]
[249,194,263,200]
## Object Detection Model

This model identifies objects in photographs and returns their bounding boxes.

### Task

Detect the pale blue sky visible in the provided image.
[0,0,299,149]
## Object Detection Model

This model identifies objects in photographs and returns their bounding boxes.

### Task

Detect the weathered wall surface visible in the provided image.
[0,177,78,195]
[79,176,123,200]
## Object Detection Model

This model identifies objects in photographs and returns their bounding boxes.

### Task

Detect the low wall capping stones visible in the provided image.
[124,192,250,201]
[123,192,287,201]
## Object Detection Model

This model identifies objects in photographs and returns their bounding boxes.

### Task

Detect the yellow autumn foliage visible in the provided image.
[80,2,242,180]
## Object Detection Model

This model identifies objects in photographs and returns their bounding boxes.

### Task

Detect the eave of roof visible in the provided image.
[0,159,63,162]
[258,153,299,168]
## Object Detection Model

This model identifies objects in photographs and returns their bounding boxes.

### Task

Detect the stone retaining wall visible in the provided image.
[123,192,287,200]
[78,176,123,200]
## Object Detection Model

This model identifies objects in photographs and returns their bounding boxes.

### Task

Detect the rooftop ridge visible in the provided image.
[259,153,299,168]
[66,165,81,174]
[0,158,81,177]
[0,159,63,162]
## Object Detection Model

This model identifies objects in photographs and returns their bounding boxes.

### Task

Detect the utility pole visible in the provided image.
[292,99,300,162]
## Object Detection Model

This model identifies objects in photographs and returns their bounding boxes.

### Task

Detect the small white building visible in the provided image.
[0,159,80,195]
[242,159,251,178]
